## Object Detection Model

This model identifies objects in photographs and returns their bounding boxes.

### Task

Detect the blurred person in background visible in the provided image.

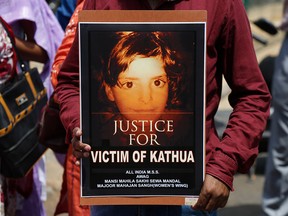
[261,0,288,215]
[0,0,63,215]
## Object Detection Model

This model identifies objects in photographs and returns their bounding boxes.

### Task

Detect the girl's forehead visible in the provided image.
[119,57,166,78]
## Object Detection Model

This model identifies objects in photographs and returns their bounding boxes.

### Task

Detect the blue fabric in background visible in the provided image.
[182,205,217,216]
[56,0,77,30]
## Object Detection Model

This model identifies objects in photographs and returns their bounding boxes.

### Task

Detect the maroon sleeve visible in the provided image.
[82,0,96,10]
[55,31,81,143]
[205,0,271,189]
[55,0,97,143]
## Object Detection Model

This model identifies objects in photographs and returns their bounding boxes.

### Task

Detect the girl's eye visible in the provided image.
[125,82,133,88]
[153,79,166,88]
[118,81,133,89]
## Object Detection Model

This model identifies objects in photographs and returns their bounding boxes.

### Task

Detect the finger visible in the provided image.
[71,136,81,150]
[71,128,81,149]
[71,136,91,151]
[219,198,228,208]
[216,195,229,209]
[73,150,90,166]
[200,175,230,211]
[83,144,91,152]
[73,155,81,166]
[193,192,211,211]
[73,149,86,158]
[75,159,80,166]
[73,127,82,138]
[205,194,228,212]
[204,197,217,212]
[72,139,91,152]
[71,127,91,152]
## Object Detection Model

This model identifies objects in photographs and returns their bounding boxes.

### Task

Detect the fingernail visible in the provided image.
[84,146,91,151]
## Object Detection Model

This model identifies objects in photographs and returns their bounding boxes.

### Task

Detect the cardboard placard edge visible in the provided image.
[79,10,207,23]
[79,9,206,206]
[80,196,198,206]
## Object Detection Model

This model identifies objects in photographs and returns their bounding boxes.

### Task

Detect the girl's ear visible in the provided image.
[104,83,115,101]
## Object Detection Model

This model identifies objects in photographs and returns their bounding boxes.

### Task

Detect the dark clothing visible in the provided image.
[56,0,271,190]
[56,0,77,30]
[90,205,182,216]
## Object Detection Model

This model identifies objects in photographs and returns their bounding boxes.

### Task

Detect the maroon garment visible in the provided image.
[56,0,271,189]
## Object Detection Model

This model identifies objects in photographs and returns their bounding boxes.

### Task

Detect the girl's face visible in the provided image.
[105,57,168,122]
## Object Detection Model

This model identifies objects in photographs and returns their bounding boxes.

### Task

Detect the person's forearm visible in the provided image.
[15,37,48,63]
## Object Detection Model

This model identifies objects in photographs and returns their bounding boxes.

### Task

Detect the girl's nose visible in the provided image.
[139,87,152,104]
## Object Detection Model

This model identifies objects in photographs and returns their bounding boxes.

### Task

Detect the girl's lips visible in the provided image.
[132,109,156,113]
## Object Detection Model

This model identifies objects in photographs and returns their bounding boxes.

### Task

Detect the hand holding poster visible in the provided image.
[79,10,206,205]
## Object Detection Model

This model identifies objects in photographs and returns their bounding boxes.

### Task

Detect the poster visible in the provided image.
[79,10,206,205]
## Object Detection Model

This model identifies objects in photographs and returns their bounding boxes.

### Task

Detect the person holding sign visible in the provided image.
[56,0,271,215]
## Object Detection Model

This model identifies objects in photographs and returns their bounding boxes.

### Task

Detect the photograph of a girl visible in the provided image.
[80,24,205,198]
[86,31,194,146]
[88,31,197,148]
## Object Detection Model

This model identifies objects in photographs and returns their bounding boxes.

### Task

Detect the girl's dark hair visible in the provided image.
[104,31,186,108]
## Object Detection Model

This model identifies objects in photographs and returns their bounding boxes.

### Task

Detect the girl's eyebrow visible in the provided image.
[118,74,167,80]
[118,77,139,81]
[153,75,168,79]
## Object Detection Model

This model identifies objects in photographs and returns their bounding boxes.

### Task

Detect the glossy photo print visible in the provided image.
[79,11,206,205]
